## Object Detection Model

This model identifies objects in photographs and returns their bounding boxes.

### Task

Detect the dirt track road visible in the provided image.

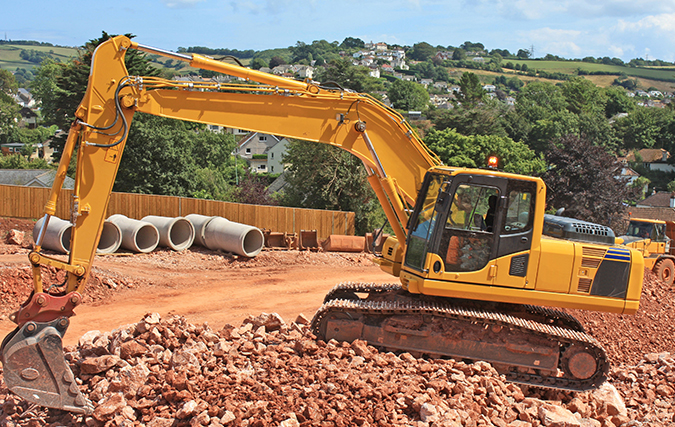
[0,248,393,347]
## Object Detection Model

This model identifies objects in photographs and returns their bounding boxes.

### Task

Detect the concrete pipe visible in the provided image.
[97,220,123,254]
[107,214,159,253]
[141,215,195,251]
[186,214,264,257]
[33,216,72,254]
[185,214,216,247]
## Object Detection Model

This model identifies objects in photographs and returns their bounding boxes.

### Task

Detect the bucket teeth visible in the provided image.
[1,318,94,415]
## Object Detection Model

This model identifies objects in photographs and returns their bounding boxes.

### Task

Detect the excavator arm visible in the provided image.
[1,35,440,413]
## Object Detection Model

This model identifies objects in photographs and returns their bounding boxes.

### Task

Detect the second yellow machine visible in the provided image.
[1,36,644,414]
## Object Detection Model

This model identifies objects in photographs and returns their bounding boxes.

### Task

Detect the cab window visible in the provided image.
[440,184,499,272]
[503,189,533,234]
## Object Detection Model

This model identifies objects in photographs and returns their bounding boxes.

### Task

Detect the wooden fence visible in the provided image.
[0,184,355,239]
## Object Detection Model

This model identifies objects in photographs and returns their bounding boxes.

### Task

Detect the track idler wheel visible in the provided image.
[561,344,599,381]
[1,318,94,414]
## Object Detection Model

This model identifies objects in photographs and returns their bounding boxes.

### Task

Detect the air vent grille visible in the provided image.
[578,278,593,293]
[582,247,607,257]
[581,258,602,268]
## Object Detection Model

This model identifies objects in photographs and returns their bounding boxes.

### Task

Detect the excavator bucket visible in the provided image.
[1,318,94,415]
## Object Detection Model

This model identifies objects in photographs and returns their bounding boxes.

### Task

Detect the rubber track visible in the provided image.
[322,282,586,332]
[311,282,607,392]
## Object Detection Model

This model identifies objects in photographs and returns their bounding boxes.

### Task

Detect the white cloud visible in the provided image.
[468,0,675,21]
[161,0,205,8]
[617,13,675,33]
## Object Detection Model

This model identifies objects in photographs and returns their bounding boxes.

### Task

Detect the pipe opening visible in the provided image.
[61,228,72,252]
[243,229,264,257]
[168,219,194,251]
[134,224,160,253]
[97,221,122,254]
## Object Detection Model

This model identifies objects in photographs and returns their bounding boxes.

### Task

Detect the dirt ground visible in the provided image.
[0,217,393,347]
[2,217,675,426]
[1,216,674,362]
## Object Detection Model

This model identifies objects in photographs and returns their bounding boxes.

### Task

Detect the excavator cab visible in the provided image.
[403,169,537,291]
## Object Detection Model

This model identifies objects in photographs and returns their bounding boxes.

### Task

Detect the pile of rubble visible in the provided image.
[2,312,671,427]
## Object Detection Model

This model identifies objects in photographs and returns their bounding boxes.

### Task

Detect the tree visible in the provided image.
[560,77,606,116]
[517,49,531,59]
[113,113,239,199]
[231,171,278,205]
[387,79,429,111]
[452,49,466,61]
[316,58,383,93]
[0,154,50,169]
[604,86,635,118]
[268,56,286,69]
[455,72,485,105]
[0,69,20,140]
[614,107,674,151]
[249,58,268,70]
[425,128,546,176]
[281,140,384,235]
[542,134,637,226]
[409,42,436,62]
[430,100,510,138]
[340,37,365,50]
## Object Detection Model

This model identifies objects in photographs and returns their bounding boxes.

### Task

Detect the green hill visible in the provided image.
[509,59,675,83]
[0,43,80,71]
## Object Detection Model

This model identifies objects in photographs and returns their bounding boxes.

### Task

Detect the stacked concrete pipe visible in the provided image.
[141,215,195,251]
[33,216,123,254]
[107,214,159,253]
[186,213,264,257]
[97,220,123,254]
[33,216,72,254]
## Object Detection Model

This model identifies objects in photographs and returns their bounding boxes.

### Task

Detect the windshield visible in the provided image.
[626,221,667,241]
[405,174,448,270]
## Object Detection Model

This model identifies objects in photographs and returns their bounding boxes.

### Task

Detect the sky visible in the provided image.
[3,0,675,62]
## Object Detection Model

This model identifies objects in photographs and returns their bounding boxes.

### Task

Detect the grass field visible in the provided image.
[511,59,675,82]
[0,44,79,71]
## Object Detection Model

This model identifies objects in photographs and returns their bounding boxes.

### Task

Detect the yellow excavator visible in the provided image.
[0,36,645,414]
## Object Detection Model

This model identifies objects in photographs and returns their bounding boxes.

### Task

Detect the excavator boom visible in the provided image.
[0,36,644,412]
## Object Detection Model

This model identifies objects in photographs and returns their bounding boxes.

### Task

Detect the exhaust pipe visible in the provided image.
[141,215,195,251]
[186,214,264,257]
[107,214,159,253]
[33,216,72,254]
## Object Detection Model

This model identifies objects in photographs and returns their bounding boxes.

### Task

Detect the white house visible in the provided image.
[235,132,289,174]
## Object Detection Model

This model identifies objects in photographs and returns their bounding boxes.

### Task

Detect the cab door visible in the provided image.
[492,179,538,288]
[434,174,508,285]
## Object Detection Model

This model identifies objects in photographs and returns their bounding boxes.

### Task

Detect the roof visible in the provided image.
[237,133,283,151]
[267,172,289,193]
[624,148,670,163]
[0,169,75,189]
[636,191,674,208]
[628,207,675,222]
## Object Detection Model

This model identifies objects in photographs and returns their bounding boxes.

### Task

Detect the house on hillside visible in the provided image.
[0,169,74,189]
[622,148,675,173]
[391,57,408,70]
[14,88,36,108]
[235,132,289,174]
[19,108,38,129]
